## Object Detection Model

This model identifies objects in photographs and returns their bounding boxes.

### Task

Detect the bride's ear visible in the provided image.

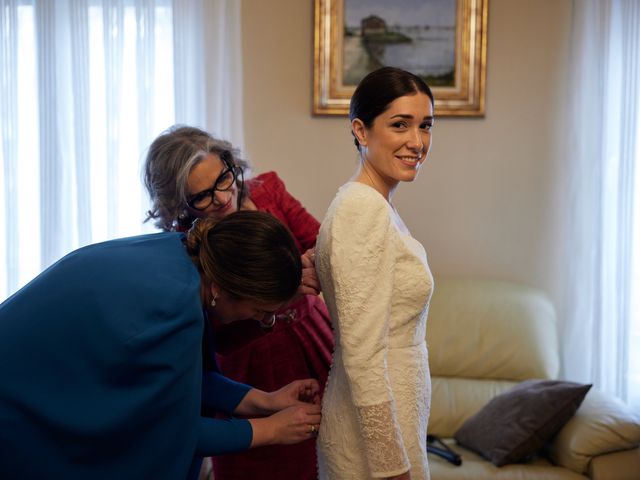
[351,118,368,148]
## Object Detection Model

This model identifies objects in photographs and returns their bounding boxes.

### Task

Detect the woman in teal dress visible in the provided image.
[0,211,321,480]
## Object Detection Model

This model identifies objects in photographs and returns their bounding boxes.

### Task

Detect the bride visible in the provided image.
[316,66,435,480]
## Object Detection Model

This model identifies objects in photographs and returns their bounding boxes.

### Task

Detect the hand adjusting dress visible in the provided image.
[316,182,434,480]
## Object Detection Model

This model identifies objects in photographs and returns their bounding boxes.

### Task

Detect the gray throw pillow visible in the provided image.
[453,379,592,466]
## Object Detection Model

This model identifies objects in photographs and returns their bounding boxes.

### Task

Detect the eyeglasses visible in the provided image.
[186,153,242,211]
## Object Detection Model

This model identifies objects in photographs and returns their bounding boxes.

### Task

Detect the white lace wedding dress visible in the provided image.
[316,182,433,480]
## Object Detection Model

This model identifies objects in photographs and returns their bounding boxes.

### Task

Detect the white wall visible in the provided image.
[241,0,572,304]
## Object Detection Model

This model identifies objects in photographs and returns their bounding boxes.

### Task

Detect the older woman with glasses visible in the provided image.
[143,125,334,480]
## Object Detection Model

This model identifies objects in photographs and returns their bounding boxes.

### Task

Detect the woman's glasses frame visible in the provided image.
[186,152,244,211]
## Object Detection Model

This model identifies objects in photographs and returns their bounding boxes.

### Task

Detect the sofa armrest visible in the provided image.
[547,389,640,475]
[588,448,640,480]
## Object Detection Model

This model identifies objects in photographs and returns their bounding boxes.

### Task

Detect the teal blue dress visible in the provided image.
[0,233,252,480]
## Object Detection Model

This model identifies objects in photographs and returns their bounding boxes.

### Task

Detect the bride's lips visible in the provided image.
[396,154,422,168]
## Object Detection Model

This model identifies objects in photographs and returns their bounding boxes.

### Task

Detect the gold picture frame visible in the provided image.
[313,0,488,117]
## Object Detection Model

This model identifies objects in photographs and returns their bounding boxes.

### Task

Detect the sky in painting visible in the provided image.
[345,0,456,28]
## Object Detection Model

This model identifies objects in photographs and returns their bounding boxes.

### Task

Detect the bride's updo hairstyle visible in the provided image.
[186,211,302,303]
[349,67,434,152]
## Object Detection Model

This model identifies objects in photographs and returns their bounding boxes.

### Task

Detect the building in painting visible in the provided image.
[361,15,386,36]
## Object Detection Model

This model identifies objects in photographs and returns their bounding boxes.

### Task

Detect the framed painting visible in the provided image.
[313,0,488,117]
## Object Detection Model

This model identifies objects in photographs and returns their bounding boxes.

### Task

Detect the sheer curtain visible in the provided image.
[0,0,243,300]
[560,0,640,408]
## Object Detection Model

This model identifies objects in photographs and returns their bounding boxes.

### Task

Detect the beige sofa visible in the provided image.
[426,278,640,480]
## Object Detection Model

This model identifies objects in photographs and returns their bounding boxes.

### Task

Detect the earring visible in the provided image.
[210,292,218,307]
[260,314,276,329]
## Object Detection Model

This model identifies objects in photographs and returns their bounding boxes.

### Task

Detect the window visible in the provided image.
[630,116,640,408]
[1,1,175,299]
[556,0,639,408]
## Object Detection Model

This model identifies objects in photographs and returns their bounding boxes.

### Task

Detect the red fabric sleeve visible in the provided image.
[248,172,320,252]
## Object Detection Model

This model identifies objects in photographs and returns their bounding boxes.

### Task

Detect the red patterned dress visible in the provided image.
[211,172,334,480]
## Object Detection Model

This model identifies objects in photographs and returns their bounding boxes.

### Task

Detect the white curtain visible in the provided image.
[560,0,640,408]
[0,0,243,300]
[173,0,244,143]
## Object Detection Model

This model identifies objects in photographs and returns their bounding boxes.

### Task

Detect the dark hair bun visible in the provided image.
[185,211,303,304]
[185,217,217,257]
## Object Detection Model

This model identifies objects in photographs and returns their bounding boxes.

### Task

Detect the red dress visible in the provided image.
[211,172,334,480]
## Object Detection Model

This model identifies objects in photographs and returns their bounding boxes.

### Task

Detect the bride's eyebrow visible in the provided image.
[389,114,435,121]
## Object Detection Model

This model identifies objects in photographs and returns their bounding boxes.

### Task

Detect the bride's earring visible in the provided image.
[210,291,218,307]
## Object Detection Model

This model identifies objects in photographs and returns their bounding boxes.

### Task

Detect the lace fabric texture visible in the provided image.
[316,183,433,480]
[356,401,410,476]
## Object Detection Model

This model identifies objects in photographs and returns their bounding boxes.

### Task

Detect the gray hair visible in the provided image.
[143,125,251,231]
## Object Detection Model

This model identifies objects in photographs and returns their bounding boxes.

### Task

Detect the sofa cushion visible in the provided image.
[429,376,518,438]
[427,279,559,381]
[453,379,592,466]
[429,438,589,480]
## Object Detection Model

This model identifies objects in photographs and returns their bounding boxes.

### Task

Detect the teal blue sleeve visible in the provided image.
[197,371,254,455]
[196,417,253,455]
[202,371,252,413]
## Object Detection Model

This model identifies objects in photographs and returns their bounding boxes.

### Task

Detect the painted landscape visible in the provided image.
[343,0,456,86]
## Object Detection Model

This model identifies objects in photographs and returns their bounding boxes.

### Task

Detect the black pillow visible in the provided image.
[453,379,592,466]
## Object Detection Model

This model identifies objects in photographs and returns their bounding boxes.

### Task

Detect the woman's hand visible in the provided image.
[249,403,322,447]
[298,248,321,296]
[267,378,321,411]
[234,379,320,416]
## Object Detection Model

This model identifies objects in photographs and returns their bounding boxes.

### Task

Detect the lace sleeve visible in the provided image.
[356,401,410,476]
